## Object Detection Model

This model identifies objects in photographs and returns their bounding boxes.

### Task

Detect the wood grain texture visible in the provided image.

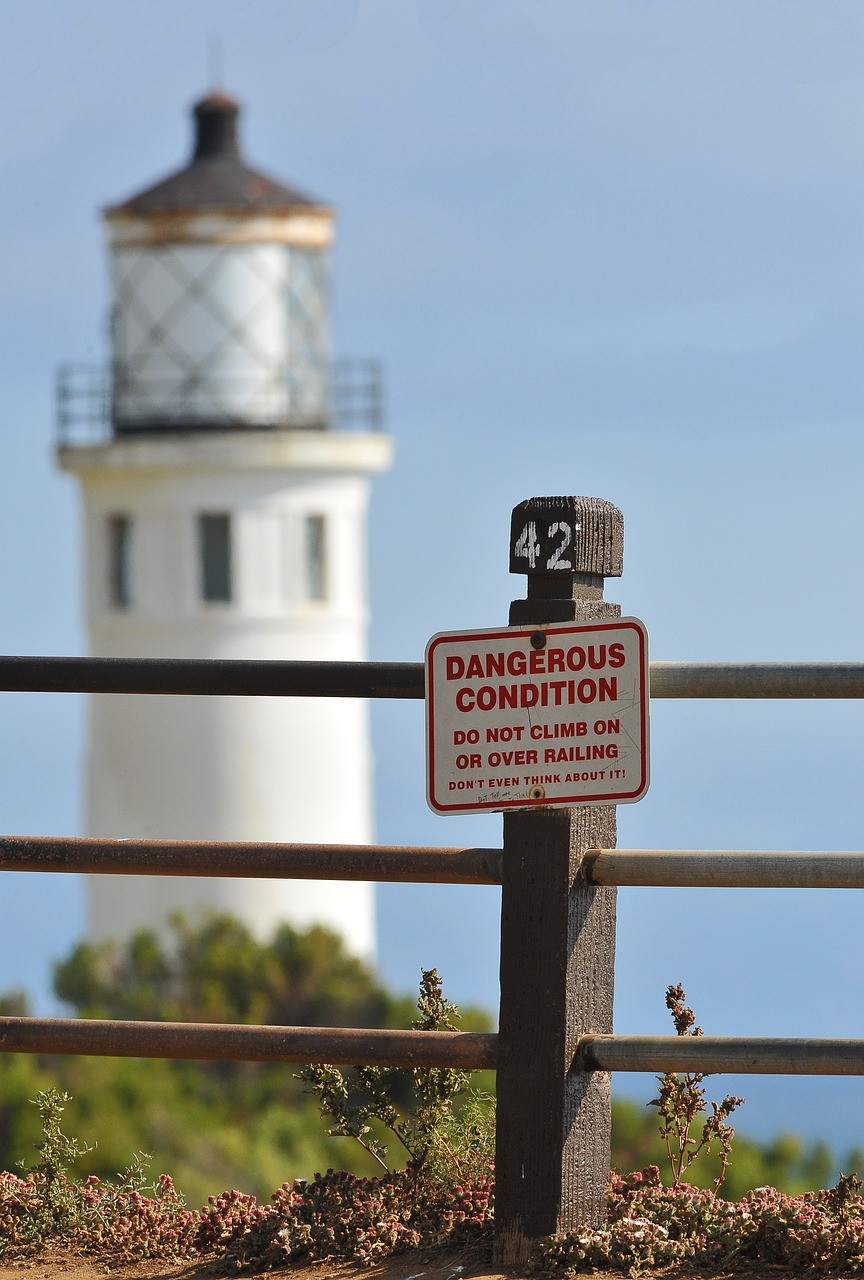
[509,497,624,578]
[495,507,622,1266]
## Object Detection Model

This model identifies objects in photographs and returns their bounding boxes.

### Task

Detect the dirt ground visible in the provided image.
[0,1247,858,1280]
[0,1244,501,1280]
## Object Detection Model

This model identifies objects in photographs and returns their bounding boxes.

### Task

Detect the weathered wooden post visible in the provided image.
[494,496,623,1266]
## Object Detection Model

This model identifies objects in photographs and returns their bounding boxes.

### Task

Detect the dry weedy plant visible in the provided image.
[298,968,494,1188]
[648,982,745,1192]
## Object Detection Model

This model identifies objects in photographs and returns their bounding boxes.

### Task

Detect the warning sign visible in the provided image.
[425,618,649,814]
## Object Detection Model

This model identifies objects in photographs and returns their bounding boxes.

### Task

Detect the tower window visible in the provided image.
[107,515,132,608]
[199,513,232,603]
[304,514,327,600]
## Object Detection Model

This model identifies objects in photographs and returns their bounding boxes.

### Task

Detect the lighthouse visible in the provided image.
[57,92,392,958]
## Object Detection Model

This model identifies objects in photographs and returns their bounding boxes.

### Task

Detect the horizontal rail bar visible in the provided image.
[0,656,425,699]
[650,662,864,699]
[0,1017,498,1069]
[583,849,864,889]
[578,1035,864,1076]
[0,837,503,885]
[8,1023,861,1076]
[4,657,864,700]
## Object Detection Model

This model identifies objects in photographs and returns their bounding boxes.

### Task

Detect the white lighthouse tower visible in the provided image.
[57,91,392,958]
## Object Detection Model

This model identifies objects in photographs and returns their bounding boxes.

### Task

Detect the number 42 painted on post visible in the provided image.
[512,519,579,571]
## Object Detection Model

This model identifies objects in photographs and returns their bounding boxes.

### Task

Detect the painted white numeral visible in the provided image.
[546,520,578,569]
[514,521,541,569]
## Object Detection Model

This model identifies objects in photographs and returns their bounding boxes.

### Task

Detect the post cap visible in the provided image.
[509,496,623,577]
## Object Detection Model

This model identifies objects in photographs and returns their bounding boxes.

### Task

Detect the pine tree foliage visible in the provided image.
[1,916,491,1204]
[0,919,859,1206]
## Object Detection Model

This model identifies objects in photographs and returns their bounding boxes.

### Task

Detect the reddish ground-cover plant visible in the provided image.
[0,1159,495,1269]
[0,1086,494,1270]
[6,1137,864,1273]
[0,1165,200,1262]
[198,1166,494,1270]
[538,1165,864,1276]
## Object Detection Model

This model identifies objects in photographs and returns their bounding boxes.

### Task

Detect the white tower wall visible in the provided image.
[61,431,392,958]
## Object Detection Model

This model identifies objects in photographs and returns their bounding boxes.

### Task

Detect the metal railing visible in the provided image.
[4,656,864,699]
[0,1017,497,1070]
[0,835,502,885]
[583,847,864,889]
[55,358,385,446]
[3,651,864,1257]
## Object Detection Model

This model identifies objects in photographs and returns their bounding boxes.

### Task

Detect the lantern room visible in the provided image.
[104,92,335,433]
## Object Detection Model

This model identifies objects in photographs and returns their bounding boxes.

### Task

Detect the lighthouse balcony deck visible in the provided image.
[55,358,385,446]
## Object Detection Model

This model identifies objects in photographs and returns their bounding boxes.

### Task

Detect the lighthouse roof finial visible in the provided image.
[193,91,241,161]
[106,92,330,219]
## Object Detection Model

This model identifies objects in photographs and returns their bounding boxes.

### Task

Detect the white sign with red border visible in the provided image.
[425,617,649,814]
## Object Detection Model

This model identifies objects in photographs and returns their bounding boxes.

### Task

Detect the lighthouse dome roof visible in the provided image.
[106,91,330,219]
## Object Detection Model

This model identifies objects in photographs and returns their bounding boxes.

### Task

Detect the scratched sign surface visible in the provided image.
[426,618,649,814]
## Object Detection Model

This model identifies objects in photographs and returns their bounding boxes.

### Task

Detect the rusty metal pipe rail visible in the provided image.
[650,662,864,699]
[0,1016,498,1069]
[578,1035,864,1076]
[0,836,503,885]
[584,849,864,889]
[4,656,864,700]
[6,1019,863,1076]
[0,656,425,699]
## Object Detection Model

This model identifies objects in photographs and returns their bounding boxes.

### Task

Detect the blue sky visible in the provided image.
[2,0,864,1159]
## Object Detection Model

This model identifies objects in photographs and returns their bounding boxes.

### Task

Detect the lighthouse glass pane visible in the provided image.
[286,249,330,421]
[112,245,289,429]
[199,513,232,602]
[304,515,327,600]
[108,515,132,608]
